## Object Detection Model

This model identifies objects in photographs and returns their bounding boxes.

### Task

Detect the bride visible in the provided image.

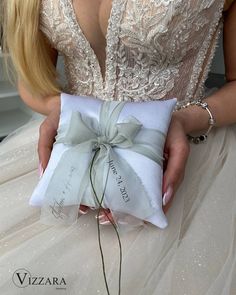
[0,0,236,294]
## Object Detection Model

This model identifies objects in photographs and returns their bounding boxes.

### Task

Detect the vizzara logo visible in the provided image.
[12,268,66,289]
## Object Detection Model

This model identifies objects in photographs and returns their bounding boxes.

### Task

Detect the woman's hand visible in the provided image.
[99,113,191,225]
[38,100,60,173]
[162,113,190,214]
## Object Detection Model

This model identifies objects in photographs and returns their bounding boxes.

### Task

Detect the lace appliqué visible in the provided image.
[116,0,184,101]
[39,0,226,105]
[114,0,225,103]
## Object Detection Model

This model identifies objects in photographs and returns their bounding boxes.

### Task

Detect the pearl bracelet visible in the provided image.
[176,100,216,144]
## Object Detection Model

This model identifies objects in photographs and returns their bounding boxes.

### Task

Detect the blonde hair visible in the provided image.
[2,0,61,96]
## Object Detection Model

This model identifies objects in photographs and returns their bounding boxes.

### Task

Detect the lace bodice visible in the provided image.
[40,0,226,109]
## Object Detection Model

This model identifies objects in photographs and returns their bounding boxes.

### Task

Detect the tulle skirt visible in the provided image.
[0,116,235,295]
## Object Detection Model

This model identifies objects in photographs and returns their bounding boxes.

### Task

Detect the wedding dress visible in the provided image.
[0,0,236,294]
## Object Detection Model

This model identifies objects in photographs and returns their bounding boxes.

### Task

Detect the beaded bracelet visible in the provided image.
[176,100,216,144]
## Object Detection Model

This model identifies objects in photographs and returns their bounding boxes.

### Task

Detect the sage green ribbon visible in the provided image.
[40,100,166,225]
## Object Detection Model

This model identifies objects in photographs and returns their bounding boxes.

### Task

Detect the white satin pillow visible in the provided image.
[29,93,177,229]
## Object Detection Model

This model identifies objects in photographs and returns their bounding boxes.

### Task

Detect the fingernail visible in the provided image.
[79,209,88,215]
[99,219,111,225]
[38,162,44,178]
[162,185,174,206]
[95,213,105,219]
[97,213,111,225]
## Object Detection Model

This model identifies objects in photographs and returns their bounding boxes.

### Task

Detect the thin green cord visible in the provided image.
[89,147,122,295]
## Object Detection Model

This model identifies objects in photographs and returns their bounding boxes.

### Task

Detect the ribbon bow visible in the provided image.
[40,101,166,225]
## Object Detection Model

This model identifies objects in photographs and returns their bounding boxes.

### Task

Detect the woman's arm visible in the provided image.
[174,2,236,134]
[18,44,60,116]
[161,4,236,212]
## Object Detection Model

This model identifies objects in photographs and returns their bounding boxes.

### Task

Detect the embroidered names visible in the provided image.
[107,159,130,203]
[50,166,76,219]
[50,198,66,219]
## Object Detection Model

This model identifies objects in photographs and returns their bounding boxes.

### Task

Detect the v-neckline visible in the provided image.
[66,0,122,94]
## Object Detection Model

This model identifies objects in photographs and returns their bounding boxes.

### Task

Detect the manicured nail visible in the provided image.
[162,185,174,206]
[79,209,88,215]
[95,213,105,219]
[99,219,111,225]
[97,213,111,225]
[38,162,44,178]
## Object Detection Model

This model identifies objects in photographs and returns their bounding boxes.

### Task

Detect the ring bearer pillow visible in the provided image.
[29,93,177,230]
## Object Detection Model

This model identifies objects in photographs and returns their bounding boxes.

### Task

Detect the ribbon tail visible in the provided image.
[40,145,91,226]
[101,148,158,225]
[79,167,97,207]
[87,145,111,208]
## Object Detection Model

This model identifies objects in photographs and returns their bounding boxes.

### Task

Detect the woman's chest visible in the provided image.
[41,0,224,70]
[119,0,224,55]
[42,0,223,50]
[66,0,223,54]
[40,0,225,101]
[72,0,111,36]
[70,0,219,50]
[72,0,112,59]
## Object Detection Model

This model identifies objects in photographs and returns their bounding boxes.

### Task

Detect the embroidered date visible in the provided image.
[107,159,130,203]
